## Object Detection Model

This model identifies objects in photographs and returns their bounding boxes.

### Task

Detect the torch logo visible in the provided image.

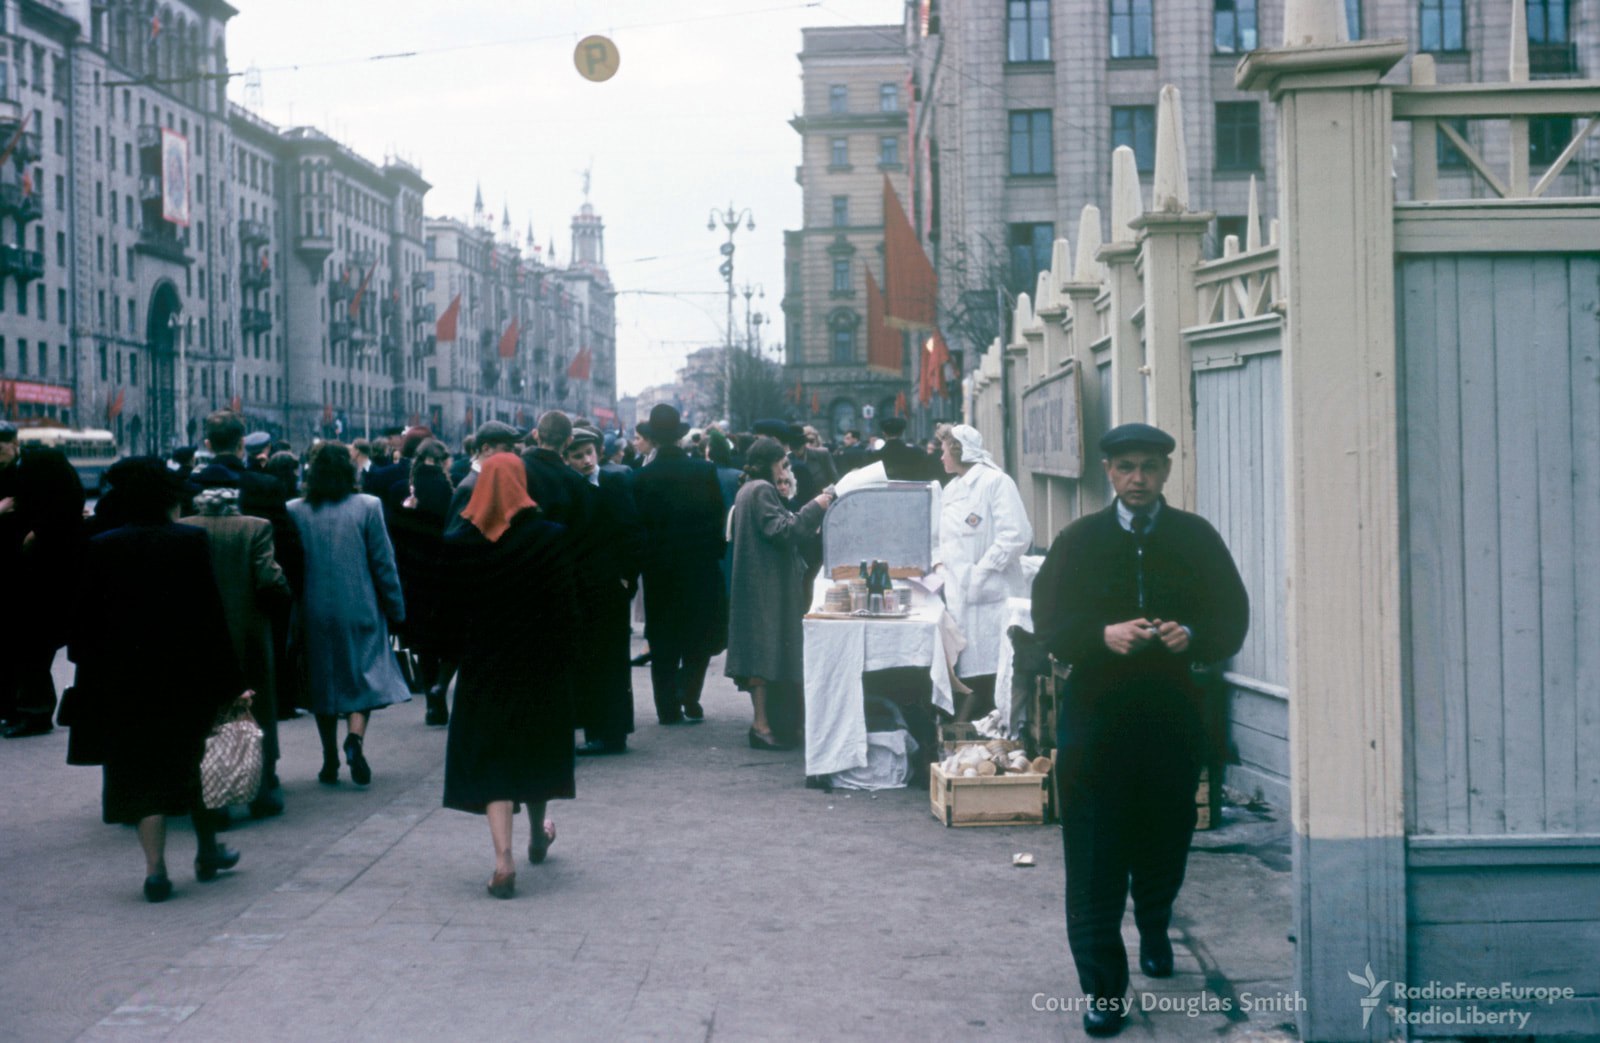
[1347,963,1390,1028]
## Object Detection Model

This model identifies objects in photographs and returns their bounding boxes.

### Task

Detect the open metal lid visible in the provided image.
[821,481,940,576]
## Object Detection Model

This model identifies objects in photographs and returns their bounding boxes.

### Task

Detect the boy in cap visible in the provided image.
[1030,422,1249,1037]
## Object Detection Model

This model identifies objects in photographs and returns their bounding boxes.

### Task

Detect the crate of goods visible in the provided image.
[938,721,983,756]
[929,761,1051,827]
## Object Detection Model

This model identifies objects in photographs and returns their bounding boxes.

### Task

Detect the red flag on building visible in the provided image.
[259,250,269,272]
[789,380,802,405]
[435,293,462,342]
[150,13,161,40]
[497,319,519,359]
[321,402,334,425]
[107,387,126,420]
[864,268,900,376]
[811,391,821,415]
[21,170,33,197]
[566,347,592,380]
[464,404,475,429]
[230,395,241,413]
[882,175,937,330]
[0,111,35,169]
[349,262,376,321]
[515,407,527,428]
[917,330,951,405]
[895,391,908,418]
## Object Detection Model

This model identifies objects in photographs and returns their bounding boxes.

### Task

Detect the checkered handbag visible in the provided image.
[201,698,264,809]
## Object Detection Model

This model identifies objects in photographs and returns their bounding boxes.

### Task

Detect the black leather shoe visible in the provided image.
[3,718,53,739]
[344,734,371,786]
[318,758,339,785]
[143,873,173,903]
[1083,1002,1126,1037]
[748,728,794,751]
[658,715,687,726]
[1140,933,1175,978]
[195,844,240,882]
[682,701,704,722]
[424,691,449,727]
[576,739,627,756]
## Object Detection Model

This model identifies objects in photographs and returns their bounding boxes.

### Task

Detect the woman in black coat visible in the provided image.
[441,454,577,899]
[68,459,247,902]
[389,439,455,724]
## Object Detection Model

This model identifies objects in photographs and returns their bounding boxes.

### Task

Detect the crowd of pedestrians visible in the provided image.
[0,407,952,902]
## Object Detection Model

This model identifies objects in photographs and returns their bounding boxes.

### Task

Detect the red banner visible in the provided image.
[864,268,900,376]
[0,380,73,407]
[497,319,520,359]
[882,175,937,330]
[436,293,462,342]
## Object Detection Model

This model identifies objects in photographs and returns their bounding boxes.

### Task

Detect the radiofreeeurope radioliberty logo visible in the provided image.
[1347,964,1390,1028]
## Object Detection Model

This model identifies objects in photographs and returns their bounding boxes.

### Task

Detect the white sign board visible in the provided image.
[1019,365,1082,479]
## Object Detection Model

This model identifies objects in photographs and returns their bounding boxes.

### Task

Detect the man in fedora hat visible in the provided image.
[1031,422,1249,1037]
[872,416,942,483]
[632,405,727,725]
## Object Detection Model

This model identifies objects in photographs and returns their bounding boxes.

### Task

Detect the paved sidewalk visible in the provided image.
[3,645,1295,1041]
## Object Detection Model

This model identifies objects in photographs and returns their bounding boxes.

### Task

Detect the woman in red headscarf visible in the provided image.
[441,454,576,899]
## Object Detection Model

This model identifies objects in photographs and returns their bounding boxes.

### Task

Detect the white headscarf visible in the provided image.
[949,424,997,471]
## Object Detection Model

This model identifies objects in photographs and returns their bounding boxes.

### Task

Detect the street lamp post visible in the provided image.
[707,203,754,423]
[168,312,193,447]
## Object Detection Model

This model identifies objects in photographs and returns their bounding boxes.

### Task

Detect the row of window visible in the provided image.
[1010,104,1263,176]
[827,82,902,115]
[829,135,901,169]
[0,337,70,382]
[998,0,1570,58]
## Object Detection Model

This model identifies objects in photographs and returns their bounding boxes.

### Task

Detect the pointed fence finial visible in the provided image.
[1283,0,1349,45]
[1076,205,1104,281]
[1246,175,1262,252]
[1111,146,1144,241]
[1269,218,1281,245]
[1014,292,1035,339]
[1051,237,1074,288]
[1223,235,1241,257]
[1152,86,1190,214]
[1510,0,1529,82]
[1036,270,1056,314]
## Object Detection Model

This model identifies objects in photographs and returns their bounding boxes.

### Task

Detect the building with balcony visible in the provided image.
[782,25,915,442]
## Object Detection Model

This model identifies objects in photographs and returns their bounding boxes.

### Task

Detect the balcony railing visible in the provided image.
[0,181,42,223]
[240,308,272,333]
[138,174,164,204]
[411,270,434,290]
[135,224,191,264]
[349,249,376,270]
[329,320,351,343]
[415,302,436,323]
[240,261,270,289]
[137,124,163,152]
[329,280,353,303]
[0,244,46,280]
[414,334,437,357]
[238,218,270,246]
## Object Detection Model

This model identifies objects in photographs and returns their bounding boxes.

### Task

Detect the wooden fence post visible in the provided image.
[1237,4,1409,1037]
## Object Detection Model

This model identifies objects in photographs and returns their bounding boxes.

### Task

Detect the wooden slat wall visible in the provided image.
[1399,254,1600,838]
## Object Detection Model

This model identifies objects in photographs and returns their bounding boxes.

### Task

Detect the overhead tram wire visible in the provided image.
[101,0,826,89]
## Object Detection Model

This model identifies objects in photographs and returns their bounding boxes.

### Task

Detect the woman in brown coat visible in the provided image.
[724,437,832,750]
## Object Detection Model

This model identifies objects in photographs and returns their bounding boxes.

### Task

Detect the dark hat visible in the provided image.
[242,431,272,452]
[752,419,790,439]
[473,420,521,448]
[880,416,908,437]
[636,404,689,443]
[1099,422,1176,456]
[0,420,16,442]
[567,426,602,450]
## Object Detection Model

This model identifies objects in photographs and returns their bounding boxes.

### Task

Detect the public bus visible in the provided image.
[17,426,120,492]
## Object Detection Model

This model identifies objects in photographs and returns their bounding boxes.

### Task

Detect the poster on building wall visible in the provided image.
[1019,364,1082,479]
[160,128,190,227]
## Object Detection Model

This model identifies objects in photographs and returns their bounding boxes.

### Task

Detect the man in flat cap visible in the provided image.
[1031,422,1249,1037]
[445,421,521,528]
[871,416,942,483]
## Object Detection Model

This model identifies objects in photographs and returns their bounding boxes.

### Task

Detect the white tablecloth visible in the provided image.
[802,603,958,777]
[990,597,1034,738]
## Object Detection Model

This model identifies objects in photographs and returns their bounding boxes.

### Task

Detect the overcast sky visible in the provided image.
[226,0,903,397]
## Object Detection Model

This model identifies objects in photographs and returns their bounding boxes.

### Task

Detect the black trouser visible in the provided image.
[648,641,710,723]
[9,643,59,725]
[1058,732,1200,1000]
[583,596,635,743]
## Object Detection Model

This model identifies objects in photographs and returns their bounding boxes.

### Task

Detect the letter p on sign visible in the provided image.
[575,35,620,82]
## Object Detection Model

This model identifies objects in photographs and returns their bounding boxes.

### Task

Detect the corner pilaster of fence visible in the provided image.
[1061,208,1108,516]
[1127,86,1211,512]
[1237,12,1409,1041]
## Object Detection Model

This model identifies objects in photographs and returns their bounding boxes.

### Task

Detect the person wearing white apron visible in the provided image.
[934,424,1033,713]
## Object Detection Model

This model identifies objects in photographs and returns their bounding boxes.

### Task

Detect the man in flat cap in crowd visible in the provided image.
[631,404,727,726]
[1031,422,1249,1038]
[872,416,943,483]
[564,426,642,755]
[445,421,522,526]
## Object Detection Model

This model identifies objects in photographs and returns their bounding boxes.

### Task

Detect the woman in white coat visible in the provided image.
[935,424,1033,712]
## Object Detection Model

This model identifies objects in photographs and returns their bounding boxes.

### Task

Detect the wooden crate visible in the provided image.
[938,722,983,756]
[929,762,1050,827]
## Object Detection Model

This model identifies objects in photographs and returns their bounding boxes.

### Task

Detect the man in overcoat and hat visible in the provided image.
[1031,422,1249,1037]
[631,404,727,725]
[872,416,942,482]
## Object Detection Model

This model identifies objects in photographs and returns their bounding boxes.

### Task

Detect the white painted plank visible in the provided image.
[1569,258,1600,834]
[1431,260,1471,837]
[1492,256,1547,834]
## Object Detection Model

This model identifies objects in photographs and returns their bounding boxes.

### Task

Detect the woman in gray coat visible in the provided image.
[724,437,832,750]
[287,442,410,786]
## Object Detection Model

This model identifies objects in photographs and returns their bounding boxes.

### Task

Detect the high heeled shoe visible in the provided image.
[344,734,371,786]
[195,844,240,882]
[486,869,516,899]
[527,820,556,865]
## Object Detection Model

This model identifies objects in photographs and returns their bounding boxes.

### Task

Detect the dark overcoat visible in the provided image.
[574,470,642,740]
[441,512,577,813]
[632,446,727,655]
[70,523,242,823]
[724,480,827,686]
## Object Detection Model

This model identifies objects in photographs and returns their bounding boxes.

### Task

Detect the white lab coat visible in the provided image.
[936,463,1033,677]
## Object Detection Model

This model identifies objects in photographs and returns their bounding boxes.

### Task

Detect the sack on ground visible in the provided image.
[201,702,264,809]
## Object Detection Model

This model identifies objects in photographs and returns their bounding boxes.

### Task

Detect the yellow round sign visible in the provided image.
[574,35,620,82]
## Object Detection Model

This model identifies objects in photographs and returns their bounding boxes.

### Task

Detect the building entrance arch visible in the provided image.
[144,281,183,452]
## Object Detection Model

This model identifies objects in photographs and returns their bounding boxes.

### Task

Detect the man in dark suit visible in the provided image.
[632,404,726,725]
[1031,423,1249,1037]
[833,429,869,475]
[565,427,642,755]
[872,417,942,482]
[521,411,591,528]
